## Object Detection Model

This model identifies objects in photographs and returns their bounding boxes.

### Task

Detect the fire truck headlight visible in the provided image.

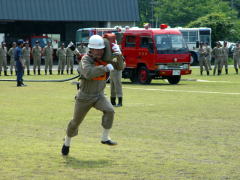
[183,64,189,69]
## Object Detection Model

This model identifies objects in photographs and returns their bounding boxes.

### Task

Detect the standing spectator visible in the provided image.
[222,41,229,74]
[32,41,42,75]
[8,42,17,76]
[43,41,53,75]
[0,42,8,76]
[22,41,31,75]
[15,39,26,87]
[205,42,212,70]
[198,42,209,75]
[233,42,240,74]
[56,43,66,75]
[212,42,223,75]
[66,45,74,74]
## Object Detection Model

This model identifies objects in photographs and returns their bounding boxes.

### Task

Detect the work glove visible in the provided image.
[106,64,114,72]
[112,43,122,55]
[68,42,79,54]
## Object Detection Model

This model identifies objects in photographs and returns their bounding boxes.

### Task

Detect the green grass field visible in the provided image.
[1,67,240,180]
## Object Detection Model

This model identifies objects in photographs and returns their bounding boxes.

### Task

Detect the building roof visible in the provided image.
[0,0,139,22]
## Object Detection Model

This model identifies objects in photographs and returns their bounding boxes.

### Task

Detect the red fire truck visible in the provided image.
[121,24,191,84]
[76,25,192,84]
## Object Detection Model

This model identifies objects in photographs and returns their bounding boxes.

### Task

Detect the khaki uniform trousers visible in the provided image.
[23,56,30,71]
[66,92,115,137]
[214,57,223,71]
[222,56,228,70]
[45,56,53,71]
[33,56,41,71]
[233,55,240,69]
[0,56,7,72]
[66,56,74,71]
[58,56,66,71]
[10,57,16,72]
[199,56,209,72]
[206,55,212,70]
[110,70,123,97]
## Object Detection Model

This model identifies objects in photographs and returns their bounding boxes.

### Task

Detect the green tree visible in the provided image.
[154,0,234,27]
[187,13,240,44]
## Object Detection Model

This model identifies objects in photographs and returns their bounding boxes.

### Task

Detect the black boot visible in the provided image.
[110,97,116,106]
[58,70,60,75]
[213,69,216,75]
[10,70,13,76]
[27,70,30,75]
[38,69,41,75]
[117,97,122,107]
[17,81,22,87]
[67,70,69,74]
[218,70,221,75]
[236,68,238,74]
[207,71,209,76]
[0,71,1,76]
[45,70,47,75]
[71,69,73,74]
[225,69,228,74]
[61,70,64,75]
[4,71,7,76]
[34,69,36,75]
[200,70,203,75]
[49,70,52,75]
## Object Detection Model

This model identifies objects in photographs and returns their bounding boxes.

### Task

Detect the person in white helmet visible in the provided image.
[61,35,117,156]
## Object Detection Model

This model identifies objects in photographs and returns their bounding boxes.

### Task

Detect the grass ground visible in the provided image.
[0,67,240,180]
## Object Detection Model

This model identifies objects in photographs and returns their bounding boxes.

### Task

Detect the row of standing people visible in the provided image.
[198,41,240,75]
[0,41,88,76]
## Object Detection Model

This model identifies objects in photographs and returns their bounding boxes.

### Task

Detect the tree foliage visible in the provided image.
[187,13,240,44]
[138,0,240,42]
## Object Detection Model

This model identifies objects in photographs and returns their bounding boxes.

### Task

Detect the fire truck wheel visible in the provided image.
[138,66,152,84]
[167,75,181,84]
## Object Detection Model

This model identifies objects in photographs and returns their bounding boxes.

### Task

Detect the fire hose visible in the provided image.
[0,74,110,83]
[0,75,80,82]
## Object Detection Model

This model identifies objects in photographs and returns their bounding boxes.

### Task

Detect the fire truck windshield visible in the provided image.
[155,34,188,54]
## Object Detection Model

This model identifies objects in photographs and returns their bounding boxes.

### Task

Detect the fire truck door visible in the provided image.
[139,36,155,69]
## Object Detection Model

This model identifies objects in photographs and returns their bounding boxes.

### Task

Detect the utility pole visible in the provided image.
[150,0,158,28]
[231,0,234,9]
[150,0,154,27]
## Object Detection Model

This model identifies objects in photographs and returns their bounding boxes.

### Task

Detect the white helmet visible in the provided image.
[88,35,105,49]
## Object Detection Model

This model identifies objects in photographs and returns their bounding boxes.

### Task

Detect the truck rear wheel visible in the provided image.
[138,66,152,84]
[167,75,181,84]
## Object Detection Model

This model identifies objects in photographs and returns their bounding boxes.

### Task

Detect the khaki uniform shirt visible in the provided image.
[44,46,53,57]
[8,47,15,60]
[198,47,207,57]
[22,47,31,58]
[222,47,228,57]
[32,46,42,58]
[79,55,109,95]
[212,47,223,58]
[56,48,66,57]
[0,46,7,57]
[233,47,240,57]
[66,47,74,57]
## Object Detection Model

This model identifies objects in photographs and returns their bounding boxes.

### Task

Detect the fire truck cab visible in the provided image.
[121,25,192,84]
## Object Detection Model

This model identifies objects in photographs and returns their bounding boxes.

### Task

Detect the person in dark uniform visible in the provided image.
[15,39,26,87]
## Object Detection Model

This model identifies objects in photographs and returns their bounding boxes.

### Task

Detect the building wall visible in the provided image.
[0,20,137,46]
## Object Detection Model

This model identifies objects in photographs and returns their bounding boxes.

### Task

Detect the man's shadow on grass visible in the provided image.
[62,156,112,169]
